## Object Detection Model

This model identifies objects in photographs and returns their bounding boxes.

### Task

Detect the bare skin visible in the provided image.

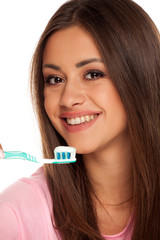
[84,131,133,234]
[43,26,133,235]
[0,144,4,159]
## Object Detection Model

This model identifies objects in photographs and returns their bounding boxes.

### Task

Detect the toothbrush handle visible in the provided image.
[4,151,27,160]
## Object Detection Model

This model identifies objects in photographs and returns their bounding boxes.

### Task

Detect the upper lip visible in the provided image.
[59,111,101,119]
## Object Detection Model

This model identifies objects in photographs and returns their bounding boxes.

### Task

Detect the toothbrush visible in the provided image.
[4,146,76,164]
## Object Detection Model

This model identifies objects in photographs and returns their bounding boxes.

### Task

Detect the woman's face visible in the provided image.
[43,26,128,154]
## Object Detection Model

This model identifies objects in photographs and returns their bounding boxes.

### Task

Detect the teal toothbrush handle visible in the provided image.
[4,151,36,162]
[3,147,76,164]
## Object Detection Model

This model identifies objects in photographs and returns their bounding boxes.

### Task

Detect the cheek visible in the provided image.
[43,90,58,118]
[105,88,127,130]
[44,98,51,116]
[90,83,127,125]
[88,82,114,108]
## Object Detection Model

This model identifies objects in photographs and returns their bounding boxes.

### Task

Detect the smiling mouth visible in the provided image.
[64,114,99,125]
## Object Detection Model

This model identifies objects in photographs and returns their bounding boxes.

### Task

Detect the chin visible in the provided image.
[66,141,96,155]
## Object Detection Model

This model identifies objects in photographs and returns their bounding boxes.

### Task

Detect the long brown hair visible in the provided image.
[30,0,160,239]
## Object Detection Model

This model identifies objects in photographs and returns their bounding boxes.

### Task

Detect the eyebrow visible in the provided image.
[43,58,103,70]
[76,58,103,67]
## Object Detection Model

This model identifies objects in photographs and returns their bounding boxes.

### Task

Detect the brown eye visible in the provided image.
[45,75,64,85]
[85,70,105,80]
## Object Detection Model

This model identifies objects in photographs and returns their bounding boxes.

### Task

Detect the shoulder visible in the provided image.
[0,167,59,240]
[0,167,51,209]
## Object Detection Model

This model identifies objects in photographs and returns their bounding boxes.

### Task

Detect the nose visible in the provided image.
[59,81,86,108]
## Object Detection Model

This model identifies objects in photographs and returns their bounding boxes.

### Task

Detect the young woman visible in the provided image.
[0,0,160,239]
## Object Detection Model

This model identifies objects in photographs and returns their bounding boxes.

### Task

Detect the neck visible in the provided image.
[83,133,133,205]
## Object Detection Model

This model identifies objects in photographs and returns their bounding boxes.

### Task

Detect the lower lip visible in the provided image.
[61,114,101,133]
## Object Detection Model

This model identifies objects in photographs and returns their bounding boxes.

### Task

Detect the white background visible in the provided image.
[0,0,159,192]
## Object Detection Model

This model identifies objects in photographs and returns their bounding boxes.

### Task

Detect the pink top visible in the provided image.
[0,167,133,240]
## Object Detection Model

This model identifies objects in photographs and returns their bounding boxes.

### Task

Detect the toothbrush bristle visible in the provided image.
[54,146,76,163]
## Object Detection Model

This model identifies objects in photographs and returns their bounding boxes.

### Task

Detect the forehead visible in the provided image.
[43,25,101,63]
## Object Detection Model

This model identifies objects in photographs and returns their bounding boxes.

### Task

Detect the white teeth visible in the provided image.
[80,116,85,123]
[67,119,71,124]
[71,118,75,125]
[90,115,94,120]
[85,115,90,122]
[75,117,81,124]
[66,114,99,125]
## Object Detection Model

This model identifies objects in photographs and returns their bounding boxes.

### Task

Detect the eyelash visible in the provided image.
[44,75,64,85]
[83,70,106,80]
[44,69,106,85]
